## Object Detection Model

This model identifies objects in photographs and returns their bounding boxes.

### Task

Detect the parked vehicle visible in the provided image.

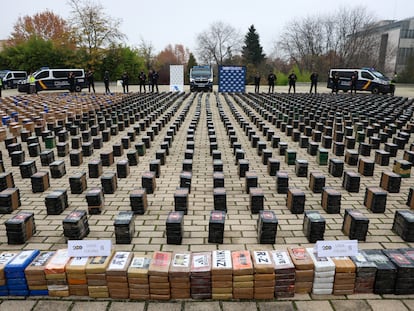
[327,68,393,94]
[189,65,213,92]
[0,70,27,89]
[17,68,87,93]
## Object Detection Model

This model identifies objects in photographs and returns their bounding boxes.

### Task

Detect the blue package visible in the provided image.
[6,278,27,285]
[0,291,8,296]
[7,284,28,291]
[8,289,28,296]
[5,250,40,278]
[29,290,49,296]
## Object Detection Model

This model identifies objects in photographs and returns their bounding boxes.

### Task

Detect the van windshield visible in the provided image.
[0,71,8,79]
[370,70,388,80]
[191,69,211,77]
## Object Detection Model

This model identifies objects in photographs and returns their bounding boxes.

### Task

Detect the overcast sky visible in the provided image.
[1,0,413,56]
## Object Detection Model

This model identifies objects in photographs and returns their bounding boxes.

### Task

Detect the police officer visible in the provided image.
[121,72,129,93]
[104,71,111,94]
[152,70,159,93]
[310,72,318,94]
[350,71,357,94]
[139,71,146,93]
[332,72,339,94]
[267,71,276,93]
[254,72,261,93]
[288,71,297,94]
[86,69,95,93]
[28,73,36,94]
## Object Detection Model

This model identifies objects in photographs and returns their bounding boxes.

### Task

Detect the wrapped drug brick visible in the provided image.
[166,211,184,245]
[114,211,135,244]
[44,249,71,297]
[287,247,314,294]
[44,189,68,215]
[363,249,397,294]
[65,256,89,296]
[303,210,325,243]
[251,251,274,299]
[169,252,191,299]
[106,251,133,299]
[130,188,148,215]
[271,249,295,298]
[85,187,104,215]
[321,187,341,214]
[128,253,151,300]
[257,210,277,244]
[231,250,254,299]
[62,210,90,240]
[392,210,414,242]
[212,250,233,300]
[331,256,356,295]
[287,188,305,214]
[5,211,36,245]
[0,188,21,214]
[25,251,55,296]
[350,251,377,293]
[383,249,414,295]
[342,209,369,241]
[306,248,335,295]
[85,251,115,298]
[148,251,172,300]
[208,210,225,244]
[364,186,387,213]
[190,251,212,299]
[5,249,40,296]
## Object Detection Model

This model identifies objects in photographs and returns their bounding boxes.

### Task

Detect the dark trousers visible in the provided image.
[310,82,317,93]
[288,83,296,94]
[140,83,146,93]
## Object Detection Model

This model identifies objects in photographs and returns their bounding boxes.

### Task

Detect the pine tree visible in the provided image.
[242,25,265,66]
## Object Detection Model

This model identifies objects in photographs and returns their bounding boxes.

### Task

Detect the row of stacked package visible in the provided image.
[1,247,414,298]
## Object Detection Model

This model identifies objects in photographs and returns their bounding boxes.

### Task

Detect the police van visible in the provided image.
[18,68,87,93]
[327,68,393,94]
[0,70,27,89]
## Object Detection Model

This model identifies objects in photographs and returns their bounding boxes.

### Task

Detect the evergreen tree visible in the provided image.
[242,25,265,66]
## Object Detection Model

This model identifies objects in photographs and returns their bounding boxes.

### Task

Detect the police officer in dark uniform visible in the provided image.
[121,72,129,93]
[332,72,339,94]
[254,72,261,93]
[350,71,358,94]
[139,71,146,93]
[267,71,276,93]
[310,72,318,94]
[288,71,297,94]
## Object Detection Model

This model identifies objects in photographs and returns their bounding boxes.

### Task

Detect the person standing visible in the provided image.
[139,71,146,93]
[332,72,339,94]
[267,71,276,93]
[310,72,318,94]
[148,70,153,93]
[254,72,261,93]
[350,71,357,94]
[288,71,297,94]
[68,71,75,92]
[104,70,111,94]
[0,77,2,97]
[152,70,159,93]
[121,72,129,93]
[86,69,95,93]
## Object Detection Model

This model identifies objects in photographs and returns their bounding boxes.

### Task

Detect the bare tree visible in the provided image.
[138,38,156,70]
[277,7,379,74]
[68,0,126,55]
[196,21,242,65]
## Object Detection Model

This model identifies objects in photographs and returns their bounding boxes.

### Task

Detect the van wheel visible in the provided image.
[75,85,82,92]
[371,87,379,94]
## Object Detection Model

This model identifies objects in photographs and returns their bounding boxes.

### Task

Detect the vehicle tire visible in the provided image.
[75,85,82,92]
[343,89,348,93]
[371,87,379,94]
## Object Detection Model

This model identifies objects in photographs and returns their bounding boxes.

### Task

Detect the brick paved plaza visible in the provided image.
[0,85,413,310]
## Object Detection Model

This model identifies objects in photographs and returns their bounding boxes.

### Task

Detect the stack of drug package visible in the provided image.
[331,256,356,295]
[392,210,414,242]
[24,251,55,296]
[288,247,314,294]
[106,251,133,298]
[306,248,335,294]
[190,252,212,299]
[232,250,254,299]
[169,252,191,299]
[363,249,397,294]
[212,250,233,299]
[271,249,295,298]
[5,250,39,296]
[65,256,89,296]
[0,252,19,296]
[166,211,184,245]
[128,253,151,300]
[44,249,71,297]
[114,211,135,244]
[62,210,90,241]
[86,251,114,298]
[251,250,274,299]
[350,251,377,293]
[148,251,172,300]
[5,211,36,244]
[383,249,414,295]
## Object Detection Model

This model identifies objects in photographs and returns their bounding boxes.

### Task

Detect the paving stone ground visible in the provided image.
[0,84,413,310]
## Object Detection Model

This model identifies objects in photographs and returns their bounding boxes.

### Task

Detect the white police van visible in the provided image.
[327,68,393,94]
[0,70,27,89]
[18,68,87,93]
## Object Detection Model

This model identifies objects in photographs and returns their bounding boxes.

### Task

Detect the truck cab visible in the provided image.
[189,65,213,92]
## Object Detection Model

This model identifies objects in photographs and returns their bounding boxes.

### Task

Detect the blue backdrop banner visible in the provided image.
[218,66,246,93]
